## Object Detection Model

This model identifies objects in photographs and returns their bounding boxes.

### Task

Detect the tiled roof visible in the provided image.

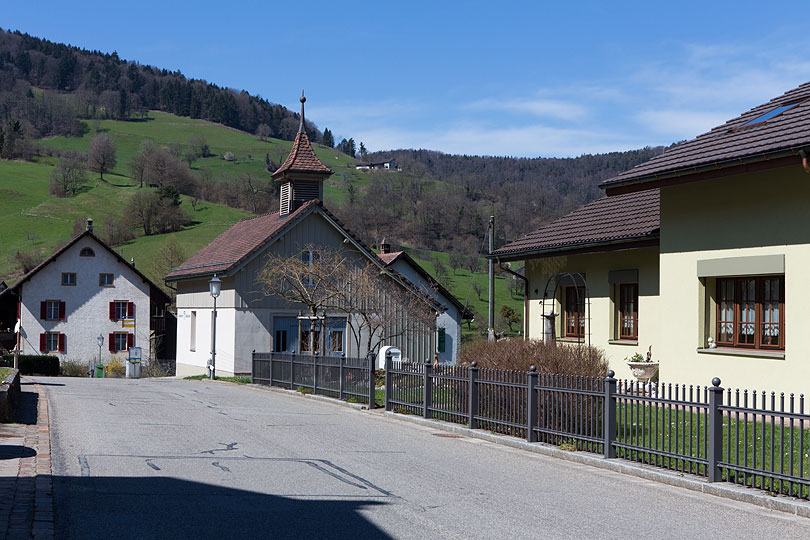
[271,131,332,178]
[492,189,659,257]
[165,200,319,280]
[377,251,403,265]
[602,81,810,190]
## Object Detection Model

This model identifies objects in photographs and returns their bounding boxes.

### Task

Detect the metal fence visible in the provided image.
[384,357,810,501]
[252,352,376,407]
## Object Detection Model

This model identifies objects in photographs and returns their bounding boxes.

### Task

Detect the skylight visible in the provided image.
[742,103,798,127]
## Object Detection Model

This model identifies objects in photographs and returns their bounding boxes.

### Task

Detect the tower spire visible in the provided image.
[298,90,306,134]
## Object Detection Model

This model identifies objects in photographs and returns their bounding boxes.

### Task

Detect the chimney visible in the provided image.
[380,243,391,254]
[86,218,93,233]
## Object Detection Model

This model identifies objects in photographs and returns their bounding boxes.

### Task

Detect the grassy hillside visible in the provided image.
[1,111,519,345]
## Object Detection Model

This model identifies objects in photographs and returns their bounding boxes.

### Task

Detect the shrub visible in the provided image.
[1,355,60,376]
[60,359,89,377]
[105,358,126,378]
[142,359,175,378]
[459,338,608,377]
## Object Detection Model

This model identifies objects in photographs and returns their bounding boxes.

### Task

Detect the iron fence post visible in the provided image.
[604,370,617,458]
[313,354,318,395]
[384,351,393,411]
[367,355,376,409]
[290,355,295,390]
[268,351,273,386]
[708,377,724,482]
[339,354,345,401]
[527,365,538,442]
[424,362,433,419]
[468,362,479,429]
[251,350,256,384]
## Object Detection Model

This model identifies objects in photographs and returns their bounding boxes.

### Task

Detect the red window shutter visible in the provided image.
[39,333,46,352]
[127,302,134,318]
[40,301,47,320]
[127,333,134,349]
[16,301,21,319]
[109,333,115,352]
[59,301,66,320]
[58,334,66,353]
[109,302,116,320]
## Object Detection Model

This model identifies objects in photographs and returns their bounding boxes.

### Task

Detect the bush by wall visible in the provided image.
[459,339,608,377]
[60,359,90,377]
[0,355,60,376]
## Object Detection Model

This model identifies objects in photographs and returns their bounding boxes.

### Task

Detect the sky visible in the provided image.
[5,1,810,158]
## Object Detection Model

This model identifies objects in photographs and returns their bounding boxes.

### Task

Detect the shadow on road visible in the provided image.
[54,476,392,540]
[0,445,35,460]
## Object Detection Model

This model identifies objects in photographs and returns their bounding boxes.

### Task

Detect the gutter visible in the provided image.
[496,260,529,339]
[488,234,659,262]
[600,145,810,193]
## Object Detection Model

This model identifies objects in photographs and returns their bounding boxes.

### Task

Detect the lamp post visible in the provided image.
[209,274,221,380]
[97,334,103,378]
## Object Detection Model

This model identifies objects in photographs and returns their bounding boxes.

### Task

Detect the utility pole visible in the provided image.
[487,215,495,342]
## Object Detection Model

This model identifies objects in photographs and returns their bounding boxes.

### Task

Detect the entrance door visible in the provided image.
[273,317,297,353]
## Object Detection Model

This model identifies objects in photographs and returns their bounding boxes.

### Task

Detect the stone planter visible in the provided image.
[626,362,659,382]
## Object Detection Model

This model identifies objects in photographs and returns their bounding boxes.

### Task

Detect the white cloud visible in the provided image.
[634,109,735,139]
[466,98,588,122]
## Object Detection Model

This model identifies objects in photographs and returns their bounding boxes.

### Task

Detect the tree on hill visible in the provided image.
[256,123,271,141]
[49,151,88,197]
[152,236,187,291]
[498,305,520,333]
[359,142,368,159]
[337,138,356,158]
[87,133,116,180]
[322,128,334,148]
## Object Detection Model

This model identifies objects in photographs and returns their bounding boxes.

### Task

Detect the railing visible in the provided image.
[252,352,376,407]
[383,358,810,501]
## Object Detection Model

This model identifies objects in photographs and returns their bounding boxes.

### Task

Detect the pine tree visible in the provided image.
[322,128,334,148]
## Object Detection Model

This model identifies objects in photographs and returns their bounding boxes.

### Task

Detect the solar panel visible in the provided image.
[742,103,798,127]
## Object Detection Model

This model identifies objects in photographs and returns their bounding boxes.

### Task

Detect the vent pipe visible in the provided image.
[86,218,94,233]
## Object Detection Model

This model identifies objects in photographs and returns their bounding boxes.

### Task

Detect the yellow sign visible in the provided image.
[122,319,135,328]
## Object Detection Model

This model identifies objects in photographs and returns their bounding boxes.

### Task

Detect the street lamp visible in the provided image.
[97,335,103,378]
[209,274,221,380]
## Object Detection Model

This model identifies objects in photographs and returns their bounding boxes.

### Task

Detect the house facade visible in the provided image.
[0,220,171,365]
[167,95,460,377]
[495,80,810,395]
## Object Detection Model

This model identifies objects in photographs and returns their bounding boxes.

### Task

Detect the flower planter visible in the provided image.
[626,361,659,382]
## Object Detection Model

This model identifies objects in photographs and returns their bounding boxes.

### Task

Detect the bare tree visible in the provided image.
[153,236,187,291]
[472,281,484,301]
[49,151,88,197]
[188,134,210,158]
[448,252,464,276]
[256,123,271,142]
[87,133,116,180]
[124,190,160,236]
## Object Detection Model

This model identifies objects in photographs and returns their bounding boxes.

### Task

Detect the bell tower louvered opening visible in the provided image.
[272,91,333,216]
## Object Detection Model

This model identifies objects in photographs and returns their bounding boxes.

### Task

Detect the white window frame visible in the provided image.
[99,273,114,287]
[61,272,76,286]
[45,300,60,321]
[45,333,60,352]
[113,333,129,352]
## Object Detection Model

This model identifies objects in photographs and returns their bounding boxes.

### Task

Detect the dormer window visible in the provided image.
[741,103,799,128]
[80,248,95,257]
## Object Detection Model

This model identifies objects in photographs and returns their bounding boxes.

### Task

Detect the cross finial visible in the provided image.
[298,90,306,134]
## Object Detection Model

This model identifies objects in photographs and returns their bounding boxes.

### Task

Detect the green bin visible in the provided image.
[96,364,104,378]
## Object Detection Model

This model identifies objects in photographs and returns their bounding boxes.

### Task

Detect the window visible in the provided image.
[275,329,288,352]
[80,248,95,257]
[190,311,196,351]
[564,286,585,338]
[301,250,320,287]
[109,332,132,352]
[41,300,65,321]
[99,273,114,287]
[742,103,799,127]
[618,284,638,340]
[716,276,784,350]
[437,328,446,353]
[61,273,76,286]
[40,332,64,353]
[329,330,343,353]
[109,301,133,321]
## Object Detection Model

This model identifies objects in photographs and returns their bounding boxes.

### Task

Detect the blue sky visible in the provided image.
[6,1,810,157]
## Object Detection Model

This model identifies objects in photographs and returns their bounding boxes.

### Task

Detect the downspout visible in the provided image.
[497,261,529,340]
[798,149,810,173]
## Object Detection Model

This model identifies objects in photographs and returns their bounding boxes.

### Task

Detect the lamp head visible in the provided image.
[97,335,103,347]
[209,274,222,298]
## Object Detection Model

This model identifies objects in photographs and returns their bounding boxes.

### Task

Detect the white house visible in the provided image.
[166,95,465,377]
[0,220,172,365]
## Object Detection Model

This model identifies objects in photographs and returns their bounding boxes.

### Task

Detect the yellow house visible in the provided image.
[494,80,810,395]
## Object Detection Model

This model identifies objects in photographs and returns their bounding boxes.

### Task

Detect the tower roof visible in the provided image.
[272,92,332,180]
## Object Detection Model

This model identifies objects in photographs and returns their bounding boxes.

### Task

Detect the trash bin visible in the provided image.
[126,360,141,379]
[96,364,104,378]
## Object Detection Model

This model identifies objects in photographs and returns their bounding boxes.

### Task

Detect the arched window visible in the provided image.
[80,248,95,257]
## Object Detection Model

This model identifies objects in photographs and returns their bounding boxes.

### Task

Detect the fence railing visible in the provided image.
[384,357,810,501]
[252,352,376,408]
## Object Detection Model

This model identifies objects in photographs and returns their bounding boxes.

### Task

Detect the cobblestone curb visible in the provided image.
[0,380,53,539]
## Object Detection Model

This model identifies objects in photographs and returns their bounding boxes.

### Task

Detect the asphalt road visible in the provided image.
[41,377,810,540]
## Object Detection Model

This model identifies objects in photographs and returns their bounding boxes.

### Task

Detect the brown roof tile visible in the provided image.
[602,81,810,190]
[271,131,332,178]
[377,251,403,265]
[492,189,659,257]
[165,200,319,280]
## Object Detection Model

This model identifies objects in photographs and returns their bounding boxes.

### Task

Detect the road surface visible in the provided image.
[40,377,810,539]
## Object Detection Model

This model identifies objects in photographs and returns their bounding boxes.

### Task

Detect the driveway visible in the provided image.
[41,377,810,539]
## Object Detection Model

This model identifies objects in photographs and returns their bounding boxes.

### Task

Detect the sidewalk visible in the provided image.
[0,379,53,539]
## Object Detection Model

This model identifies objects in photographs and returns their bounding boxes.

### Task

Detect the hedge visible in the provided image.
[1,355,60,376]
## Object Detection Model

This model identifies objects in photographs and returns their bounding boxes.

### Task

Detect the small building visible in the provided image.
[355,158,399,171]
[167,95,463,377]
[0,220,172,364]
